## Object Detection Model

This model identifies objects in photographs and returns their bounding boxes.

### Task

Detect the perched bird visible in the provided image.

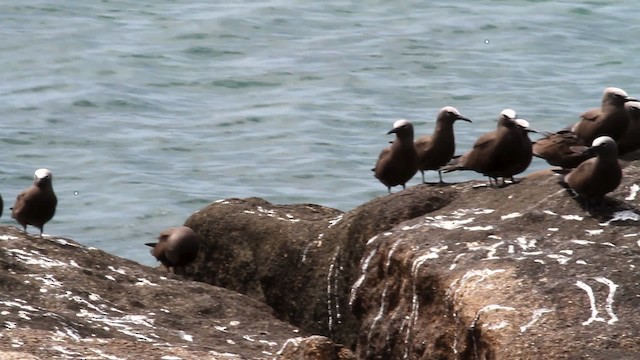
[145,226,200,270]
[11,168,57,237]
[443,109,532,186]
[506,118,537,183]
[563,136,621,201]
[616,101,640,159]
[414,106,472,184]
[533,130,592,169]
[572,87,637,144]
[373,119,418,193]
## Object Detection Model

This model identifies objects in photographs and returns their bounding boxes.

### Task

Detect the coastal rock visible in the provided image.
[182,192,454,346]
[184,163,640,358]
[0,226,314,359]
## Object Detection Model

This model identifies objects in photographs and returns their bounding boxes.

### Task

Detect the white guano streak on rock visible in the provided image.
[594,277,619,325]
[520,308,554,333]
[562,215,584,221]
[500,212,522,220]
[404,249,446,354]
[6,248,68,268]
[467,241,503,260]
[367,239,403,354]
[349,247,378,306]
[449,253,466,271]
[547,254,571,265]
[601,210,640,226]
[448,269,507,303]
[626,183,639,200]
[575,281,605,325]
[471,304,516,331]
[326,247,341,333]
[328,214,343,228]
[276,337,303,355]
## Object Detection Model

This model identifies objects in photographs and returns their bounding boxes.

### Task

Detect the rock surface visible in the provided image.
[3,163,640,359]
[0,226,332,359]
[183,163,640,359]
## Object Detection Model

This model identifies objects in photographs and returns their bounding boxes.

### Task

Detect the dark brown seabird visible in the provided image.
[414,106,472,184]
[443,109,532,186]
[563,136,621,200]
[506,118,537,183]
[373,119,418,193]
[571,87,637,144]
[11,168,58,237]
[145,226,200,270]
[532,130,592,169]
[617,101,640,159]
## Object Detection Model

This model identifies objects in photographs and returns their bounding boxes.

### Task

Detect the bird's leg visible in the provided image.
[438,170,444,184]
[387,187,392,194]
[421,170,426,184]
[402,184,406,190]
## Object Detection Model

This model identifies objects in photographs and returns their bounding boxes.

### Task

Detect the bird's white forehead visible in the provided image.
[393,119,411,128]
[604,87,628,97]
[591,136,615,147]
[500,109,517,119]
[35,168,52,179]
[440,106,461,115]
[515,118,530,128]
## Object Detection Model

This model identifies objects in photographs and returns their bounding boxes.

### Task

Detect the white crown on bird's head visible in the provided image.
[35,168,52,179]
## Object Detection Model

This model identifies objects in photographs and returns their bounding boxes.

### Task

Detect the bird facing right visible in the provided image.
[571,87,637,144]
[414,106,472,184]
[11,168,58,237]
[564,136,622,201]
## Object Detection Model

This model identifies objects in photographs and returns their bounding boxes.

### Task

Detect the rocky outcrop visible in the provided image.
[182,191,454,347]
[183,163,640,359]
[0,226,346,359]
[4,163,640,359]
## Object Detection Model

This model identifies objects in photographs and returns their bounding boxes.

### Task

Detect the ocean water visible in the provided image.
[1,0,638,266]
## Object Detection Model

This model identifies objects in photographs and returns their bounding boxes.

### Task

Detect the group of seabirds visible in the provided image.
[1,86,636,273]
[373,87,639,204]
[0,168,200,272]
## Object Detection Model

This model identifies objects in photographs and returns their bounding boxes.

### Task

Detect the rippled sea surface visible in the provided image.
[1,1,638,265]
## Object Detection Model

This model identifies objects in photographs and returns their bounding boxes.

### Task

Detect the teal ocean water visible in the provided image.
[1,1,638,265]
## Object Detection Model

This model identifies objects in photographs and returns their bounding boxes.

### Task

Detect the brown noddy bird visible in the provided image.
[563,136,621,200]
[506,118,538,183]
[373,119,418,193]
[442,109,532,186]
[11,168,57,237]
[571,87,637,144]
[616,101,640,159]
[145,226,200,270]
[414,106,472,184]
[532,130,592,169]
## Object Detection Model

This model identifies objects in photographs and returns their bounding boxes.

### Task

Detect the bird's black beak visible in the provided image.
[625,96,638,103]
[458,115,472,123]
[144,242,157,248]
[387,128,398,135]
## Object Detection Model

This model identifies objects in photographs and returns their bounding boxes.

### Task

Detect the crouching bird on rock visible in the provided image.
[11,168,57,237]
[373,119,418,193]
[146,226,200,271]
[563,136,621,203]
